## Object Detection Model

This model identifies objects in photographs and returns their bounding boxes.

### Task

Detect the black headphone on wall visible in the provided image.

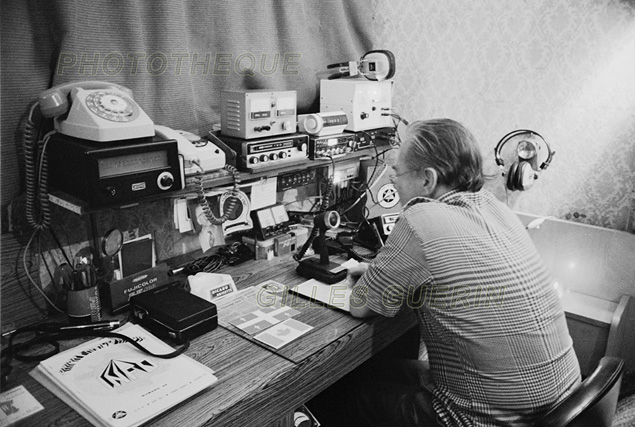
[494,129,555,191]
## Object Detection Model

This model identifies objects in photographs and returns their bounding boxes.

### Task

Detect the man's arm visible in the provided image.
[347,263,379,318]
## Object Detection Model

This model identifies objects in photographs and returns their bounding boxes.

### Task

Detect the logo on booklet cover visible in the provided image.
[99,359,157,389]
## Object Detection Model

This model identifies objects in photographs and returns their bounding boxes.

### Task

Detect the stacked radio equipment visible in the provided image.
[219,89,308,172]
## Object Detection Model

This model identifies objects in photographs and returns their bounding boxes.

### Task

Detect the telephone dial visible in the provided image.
[494,129,555,191]
[38,80,155,142]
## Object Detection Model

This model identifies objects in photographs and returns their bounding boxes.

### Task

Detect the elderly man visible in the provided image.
[313,119,580,427]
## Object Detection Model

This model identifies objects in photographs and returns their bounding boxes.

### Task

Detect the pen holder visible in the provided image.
[67,285,102,323]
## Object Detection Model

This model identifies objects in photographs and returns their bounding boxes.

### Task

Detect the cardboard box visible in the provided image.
[101,263,171,314]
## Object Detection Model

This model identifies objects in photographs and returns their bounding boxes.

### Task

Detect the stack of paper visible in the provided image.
[30,323,217,427]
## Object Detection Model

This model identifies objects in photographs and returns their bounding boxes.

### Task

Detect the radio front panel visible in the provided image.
[308,133,356,159]
[47,133,183,208]
[218,133,308,172]
[221,89,297,139]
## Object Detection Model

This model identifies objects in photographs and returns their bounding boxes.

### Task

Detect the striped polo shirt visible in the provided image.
[354,190,581,426]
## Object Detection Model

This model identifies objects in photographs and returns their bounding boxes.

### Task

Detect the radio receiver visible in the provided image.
[221,89,297,139]
[308,133,356,160]
[219,133,308,172]
[47,133,183,208]
[298,112,348,136]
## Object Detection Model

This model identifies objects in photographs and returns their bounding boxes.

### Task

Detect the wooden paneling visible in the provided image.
[1,233,47,331]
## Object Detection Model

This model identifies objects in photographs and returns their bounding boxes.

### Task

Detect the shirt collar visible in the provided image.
[402,189,463,210]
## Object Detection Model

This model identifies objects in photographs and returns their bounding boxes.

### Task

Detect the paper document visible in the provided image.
[289,259,359,312]
[30,323,217,427]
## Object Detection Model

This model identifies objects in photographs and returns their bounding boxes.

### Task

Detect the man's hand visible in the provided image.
[345,262,370,288]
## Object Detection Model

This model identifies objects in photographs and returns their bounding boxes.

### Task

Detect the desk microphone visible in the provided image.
[295,211,348,284]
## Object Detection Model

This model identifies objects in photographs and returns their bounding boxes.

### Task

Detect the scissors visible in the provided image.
[73,263,97,290]
[53,263,75,291]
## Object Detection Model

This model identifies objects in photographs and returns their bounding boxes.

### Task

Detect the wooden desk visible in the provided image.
[8,255,417,427]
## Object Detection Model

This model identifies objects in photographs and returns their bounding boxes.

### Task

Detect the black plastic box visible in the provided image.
[129,285,217,343]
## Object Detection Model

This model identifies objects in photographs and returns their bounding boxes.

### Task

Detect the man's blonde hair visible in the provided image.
[404,119,484,192]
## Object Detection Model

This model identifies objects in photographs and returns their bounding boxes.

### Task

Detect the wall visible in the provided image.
[371,0,635,232]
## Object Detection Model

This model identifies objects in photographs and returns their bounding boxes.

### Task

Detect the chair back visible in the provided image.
[536,356,624,427]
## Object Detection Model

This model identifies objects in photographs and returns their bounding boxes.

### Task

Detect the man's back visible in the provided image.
[359,190,581,426]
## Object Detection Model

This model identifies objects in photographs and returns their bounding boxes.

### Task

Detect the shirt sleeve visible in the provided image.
[353,213,432,317]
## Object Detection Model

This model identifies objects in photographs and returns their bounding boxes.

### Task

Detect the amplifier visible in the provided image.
[218,133,308,172]
[308,132,356,159]
[221,89,297,139]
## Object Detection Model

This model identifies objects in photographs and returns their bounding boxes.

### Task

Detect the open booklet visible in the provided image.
[30,323,218,427]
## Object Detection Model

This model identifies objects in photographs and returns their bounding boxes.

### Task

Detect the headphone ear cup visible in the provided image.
[516,161,536,191]
[506,162,519,191]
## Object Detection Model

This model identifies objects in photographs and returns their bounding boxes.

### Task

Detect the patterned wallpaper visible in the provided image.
[370,0,635,232]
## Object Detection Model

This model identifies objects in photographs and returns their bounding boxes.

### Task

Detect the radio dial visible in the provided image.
[157,172,174,190]
[259,154,269,162]
[298,142,307,152]
[279,151,288,159]
[269,153,279,161]
[282,121,292,131]
[104,186,117,197]
[250,157,259,164]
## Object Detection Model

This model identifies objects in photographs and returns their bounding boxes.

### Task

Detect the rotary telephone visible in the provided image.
[38,80,155,142]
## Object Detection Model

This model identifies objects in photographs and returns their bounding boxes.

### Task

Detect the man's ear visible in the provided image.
[421,167,439,197]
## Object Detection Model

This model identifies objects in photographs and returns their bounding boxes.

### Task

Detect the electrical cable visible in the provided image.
[2,322,189,387]
[195,164,242,226]
[22,228,65,314]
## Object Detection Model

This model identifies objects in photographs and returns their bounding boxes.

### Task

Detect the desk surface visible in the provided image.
[8,254,417,427]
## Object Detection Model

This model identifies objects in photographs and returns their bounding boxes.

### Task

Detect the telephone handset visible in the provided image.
[38,80,154,142]
[154,125,225,175]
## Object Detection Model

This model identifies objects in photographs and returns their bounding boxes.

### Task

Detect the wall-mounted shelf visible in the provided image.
[49,150,379,214]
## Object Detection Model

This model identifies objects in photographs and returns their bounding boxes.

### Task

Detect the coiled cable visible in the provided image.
[195,164,241,226]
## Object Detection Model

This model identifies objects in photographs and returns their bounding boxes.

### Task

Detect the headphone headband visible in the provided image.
[494,129,554,171]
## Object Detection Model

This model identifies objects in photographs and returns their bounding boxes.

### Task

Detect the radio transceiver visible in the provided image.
[298,111,348,136]
[221,89,297,140]
[219,133,308,172]
[354,127,395,150]
[47,133,183,208]
[308,132,356,159]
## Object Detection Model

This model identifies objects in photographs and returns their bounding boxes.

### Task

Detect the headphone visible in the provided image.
[327,50,396,81]
[494,129,555,191]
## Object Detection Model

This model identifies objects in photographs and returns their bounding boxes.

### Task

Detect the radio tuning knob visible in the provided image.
[298,142,307,152]
[279,152,288,159]
[282,121,292,131]
[250,157,259,164]
[104,186,117,197]
[160,175,174,188]
[269,153,279,161]
[157,172,174,190]
[259,154,269,162]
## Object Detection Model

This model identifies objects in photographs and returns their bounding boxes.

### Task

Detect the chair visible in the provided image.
[536,356,624,427]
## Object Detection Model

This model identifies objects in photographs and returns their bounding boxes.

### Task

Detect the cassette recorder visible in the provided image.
[308,132,356,160]
[47,133,183,208]
[218,133,308,172]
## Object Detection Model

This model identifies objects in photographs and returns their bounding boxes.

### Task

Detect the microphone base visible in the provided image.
[296,258,347,285]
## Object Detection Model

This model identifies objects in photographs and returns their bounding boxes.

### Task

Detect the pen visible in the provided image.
[58,320,121,332]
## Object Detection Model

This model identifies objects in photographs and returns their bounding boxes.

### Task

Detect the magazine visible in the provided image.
[30,323,217,427]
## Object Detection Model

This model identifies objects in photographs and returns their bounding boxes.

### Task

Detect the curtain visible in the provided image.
[0,0,375,209]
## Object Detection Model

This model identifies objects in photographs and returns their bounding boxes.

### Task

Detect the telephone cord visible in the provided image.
[195,164,241,226]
